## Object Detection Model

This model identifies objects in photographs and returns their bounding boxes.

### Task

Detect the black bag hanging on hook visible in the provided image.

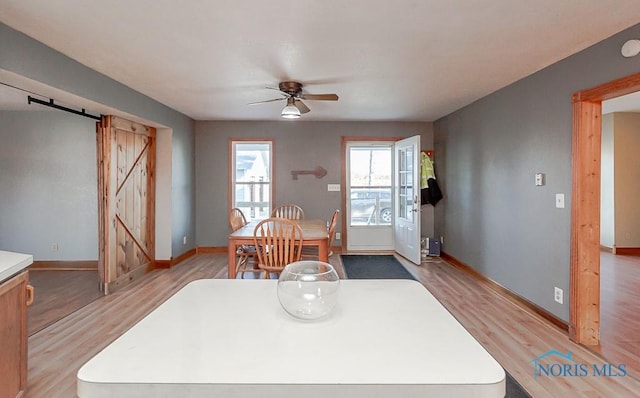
[420,152,442,206]
[422,177,443,206]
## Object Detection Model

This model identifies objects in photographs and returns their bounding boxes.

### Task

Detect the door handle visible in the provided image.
[26,284,35,306]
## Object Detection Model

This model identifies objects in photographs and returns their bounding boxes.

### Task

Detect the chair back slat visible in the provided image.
[253,218,303,276]
[271,204,304,220]
[328,209,340,249]
[229,208,247,231]
[230,208,261,278]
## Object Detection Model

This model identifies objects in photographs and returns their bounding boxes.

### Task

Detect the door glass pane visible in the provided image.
[349,147,392,226]
[398,146,414,222]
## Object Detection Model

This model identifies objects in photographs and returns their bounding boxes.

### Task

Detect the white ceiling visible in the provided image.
[1,1,640,121]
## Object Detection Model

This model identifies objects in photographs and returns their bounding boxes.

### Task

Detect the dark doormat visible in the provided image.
[506,372,532,398]
[340,254,416,280]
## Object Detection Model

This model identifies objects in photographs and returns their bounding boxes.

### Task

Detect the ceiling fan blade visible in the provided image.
[299,93,339,101]
[247,97,287,105]
[294,99,310,114]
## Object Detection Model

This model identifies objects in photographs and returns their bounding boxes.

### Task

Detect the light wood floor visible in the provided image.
[27,270,102,336]
[594,252,640,374]
[27,253,640,397]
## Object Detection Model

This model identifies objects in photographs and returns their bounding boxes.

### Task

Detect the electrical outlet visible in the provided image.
[51,243,59,252]
[335,232,341,240]
[183,236,187,245]
[554,287,563,304]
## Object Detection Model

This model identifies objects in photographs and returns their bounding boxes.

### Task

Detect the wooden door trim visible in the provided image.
[571,71,640,345]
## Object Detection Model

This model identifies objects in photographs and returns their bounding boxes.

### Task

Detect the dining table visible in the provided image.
[227,218,329,279]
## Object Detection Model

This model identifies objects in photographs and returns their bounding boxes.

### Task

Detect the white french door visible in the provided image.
[394,135,421,264]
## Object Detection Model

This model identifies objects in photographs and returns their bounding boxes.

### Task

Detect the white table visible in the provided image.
[77,279,505,397]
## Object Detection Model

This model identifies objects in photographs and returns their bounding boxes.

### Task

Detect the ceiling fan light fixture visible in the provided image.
[281,98,301,119]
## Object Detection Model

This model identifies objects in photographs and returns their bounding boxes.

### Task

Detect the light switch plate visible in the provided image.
[327,184,341,192]
[555,193,565,209]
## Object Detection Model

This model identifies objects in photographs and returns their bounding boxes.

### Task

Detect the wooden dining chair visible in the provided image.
[301,209,340,260]
[229,208,260,279]
[253,217,303,279]
[271,204,305,220]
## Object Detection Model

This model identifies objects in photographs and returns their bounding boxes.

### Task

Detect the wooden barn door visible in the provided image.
[97,116,156,293]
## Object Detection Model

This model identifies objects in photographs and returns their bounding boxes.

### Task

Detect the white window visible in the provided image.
[230,140,273,221]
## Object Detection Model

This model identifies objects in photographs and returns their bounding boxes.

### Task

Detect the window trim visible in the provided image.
[228,138,275,221]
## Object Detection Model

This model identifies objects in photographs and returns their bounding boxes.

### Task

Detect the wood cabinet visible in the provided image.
[0,271,31,398]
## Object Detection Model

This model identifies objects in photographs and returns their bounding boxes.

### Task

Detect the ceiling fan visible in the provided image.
[249,81,339,119]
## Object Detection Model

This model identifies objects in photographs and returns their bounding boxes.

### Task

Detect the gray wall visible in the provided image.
[0,111,97,260]
[0,22,196,258]
[433,23,640,321]
[195,121,433,247]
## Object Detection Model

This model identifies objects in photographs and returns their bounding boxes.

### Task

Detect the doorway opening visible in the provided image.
[571,72,640,347]
[341,137,400,252]
[596,98,640,372]
[345,141,394,252]
[340,135,422,264]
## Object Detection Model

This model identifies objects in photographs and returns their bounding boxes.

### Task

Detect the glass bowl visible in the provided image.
[277,261,340,320]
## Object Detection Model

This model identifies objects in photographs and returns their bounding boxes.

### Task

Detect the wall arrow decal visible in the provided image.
[291,166,327,180]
